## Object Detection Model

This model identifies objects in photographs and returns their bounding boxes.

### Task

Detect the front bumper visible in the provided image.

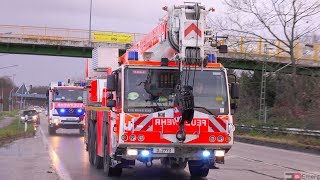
[117,144,231,160]
[50,116,84,129]
[50,123,84,129]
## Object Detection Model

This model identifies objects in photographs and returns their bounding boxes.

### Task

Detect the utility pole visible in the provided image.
[259,44,268,123]
[0,87,3,112]
[20,84,24,110]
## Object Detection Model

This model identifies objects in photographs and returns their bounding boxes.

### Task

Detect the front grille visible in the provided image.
[56,108,84,117]
[61,120,81,123]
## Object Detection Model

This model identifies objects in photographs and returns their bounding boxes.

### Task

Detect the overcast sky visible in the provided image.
[0,0,223,87]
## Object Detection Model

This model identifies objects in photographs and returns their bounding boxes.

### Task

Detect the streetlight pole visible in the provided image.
[0,87,3,112]
[88,0,93,47]
[9,87,15,111]
[8,74,16,111]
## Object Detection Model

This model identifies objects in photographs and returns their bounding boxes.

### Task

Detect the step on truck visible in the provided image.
[46,81,86,135]
[84,2,239,177]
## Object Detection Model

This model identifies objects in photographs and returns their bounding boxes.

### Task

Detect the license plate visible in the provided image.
[66,118,76,120]
[153,147,175,154]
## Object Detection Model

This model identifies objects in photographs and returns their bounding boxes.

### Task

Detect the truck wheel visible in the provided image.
[92,123,103,169]
[79,128,85,135]
[103,122,122,177]
[188,160,209,177]
[48,126,56,135]
[88,121,94,165]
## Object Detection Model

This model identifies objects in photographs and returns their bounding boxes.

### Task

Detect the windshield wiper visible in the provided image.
[193,106,216,116]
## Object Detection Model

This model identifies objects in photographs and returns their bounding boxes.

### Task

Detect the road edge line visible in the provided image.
[39,126,73,180]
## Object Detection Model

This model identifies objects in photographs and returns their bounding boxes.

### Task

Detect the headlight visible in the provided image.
[53,118,59,125]
[214,150,225,157]
[127,149,138,156]
[21,117,25,120]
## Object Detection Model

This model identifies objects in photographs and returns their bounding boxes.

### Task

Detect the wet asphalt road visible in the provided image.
[39,114,320,180]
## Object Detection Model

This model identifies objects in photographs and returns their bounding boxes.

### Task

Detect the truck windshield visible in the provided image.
[53,89,84,102]
[124,68,229,114]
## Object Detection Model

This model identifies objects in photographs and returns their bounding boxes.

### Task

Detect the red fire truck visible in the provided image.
[84,2,239,177]
[47,81,85,135]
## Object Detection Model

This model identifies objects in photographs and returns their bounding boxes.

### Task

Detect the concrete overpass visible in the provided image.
[1,25,320,75]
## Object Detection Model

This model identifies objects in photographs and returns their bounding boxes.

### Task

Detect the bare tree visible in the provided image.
[213,0,320,104]
[215,0,320,72]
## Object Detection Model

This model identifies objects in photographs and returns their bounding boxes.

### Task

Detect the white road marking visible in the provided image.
[39,126,72,180]
[235,141,320,158]
[235,155,320,176]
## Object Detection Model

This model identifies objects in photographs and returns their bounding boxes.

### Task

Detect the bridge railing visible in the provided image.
[1,25,320,61]
[0,25,144,43]
[223,36,320,61]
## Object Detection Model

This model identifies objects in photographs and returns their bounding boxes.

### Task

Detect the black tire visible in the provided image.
[79,128,85,135]
[48,126,56,135]
[88,121,94,165]
[188,160,209,177]
[92,123,103,169]
[103,122,122,177]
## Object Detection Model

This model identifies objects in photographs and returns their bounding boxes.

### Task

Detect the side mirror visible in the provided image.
[231,82,239,99]
[218,45,228,53]
[54,89,59,95]
[107,100,116,107]
[230,102,237,115]
[107,93,113,99]
[107,75,116,91]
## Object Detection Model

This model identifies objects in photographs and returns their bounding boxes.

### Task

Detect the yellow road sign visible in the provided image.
[93,32,132,43]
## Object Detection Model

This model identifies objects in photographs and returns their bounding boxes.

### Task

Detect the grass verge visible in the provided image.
[0,111,17,119]
[0,117,36,147]
[235,130,320,155]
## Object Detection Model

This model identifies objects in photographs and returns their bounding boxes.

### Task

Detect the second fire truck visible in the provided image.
[46,81,86,135]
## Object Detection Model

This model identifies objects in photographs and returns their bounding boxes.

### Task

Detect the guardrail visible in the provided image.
[223,36,320,61]
[235,124,320,137]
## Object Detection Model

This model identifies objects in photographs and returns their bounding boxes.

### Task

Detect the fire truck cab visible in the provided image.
[47,81,86,135]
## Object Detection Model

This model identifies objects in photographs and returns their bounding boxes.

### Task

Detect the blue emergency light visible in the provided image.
[207,54,215,63]
[76,108,85,115]
[58,82,62,86]
[128,51,138,60]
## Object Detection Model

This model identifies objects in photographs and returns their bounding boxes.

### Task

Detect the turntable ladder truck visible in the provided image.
[84,2,239,177]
